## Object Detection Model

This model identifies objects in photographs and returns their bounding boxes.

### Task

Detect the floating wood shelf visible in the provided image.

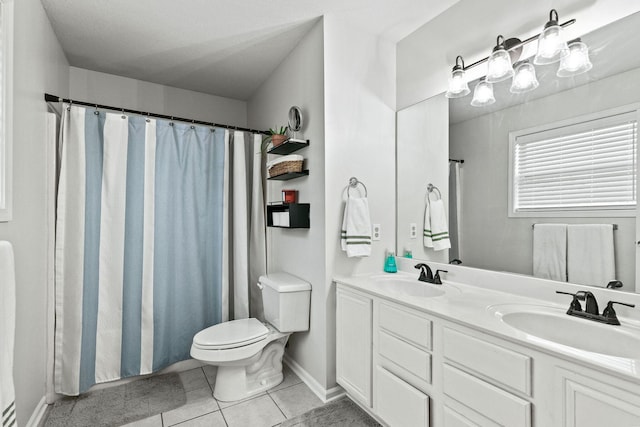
[267,170,309,181]
[267,138,310,155]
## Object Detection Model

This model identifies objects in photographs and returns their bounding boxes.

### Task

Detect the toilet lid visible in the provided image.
[193,318,269,350]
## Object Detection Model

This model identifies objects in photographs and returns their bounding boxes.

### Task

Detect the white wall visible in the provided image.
[247,21,327,389]
[249,14,397,394]
[396,95,449,261]
[69,67,247,126]
[0,0,69,424]
[449,67,640,291]
[396,0,640,109]
[323,14,396,387]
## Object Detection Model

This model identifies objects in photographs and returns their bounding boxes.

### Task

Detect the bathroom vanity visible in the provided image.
[335,263,640,427]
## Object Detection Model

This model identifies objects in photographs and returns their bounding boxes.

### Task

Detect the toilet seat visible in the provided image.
[193,318,269,350]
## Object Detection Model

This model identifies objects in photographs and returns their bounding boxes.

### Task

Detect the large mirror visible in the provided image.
[397,11,640,293]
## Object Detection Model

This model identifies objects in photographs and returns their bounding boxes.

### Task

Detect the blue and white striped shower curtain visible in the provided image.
[54,105,242,395]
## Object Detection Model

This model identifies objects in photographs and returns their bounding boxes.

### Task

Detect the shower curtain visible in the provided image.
[54,105,265,395]
[449,161,462,261]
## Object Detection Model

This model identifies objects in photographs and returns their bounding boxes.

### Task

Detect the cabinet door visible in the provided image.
[336,288,373,407]
[559,369,640,427]
[375,366,430,426]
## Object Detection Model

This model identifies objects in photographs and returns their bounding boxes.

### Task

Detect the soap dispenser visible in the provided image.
[384,250,398,273]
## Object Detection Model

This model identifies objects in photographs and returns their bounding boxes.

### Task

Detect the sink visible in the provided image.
[491,304,640,359]
[369,274,456,298]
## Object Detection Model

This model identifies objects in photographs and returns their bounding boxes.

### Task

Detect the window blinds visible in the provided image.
[513,111,637,212]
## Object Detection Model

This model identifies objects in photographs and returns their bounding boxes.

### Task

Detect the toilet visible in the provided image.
[190,272,311,402]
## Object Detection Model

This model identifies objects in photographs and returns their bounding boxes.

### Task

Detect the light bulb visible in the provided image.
[486,35,515,83]
[557,40,592,77]
[445,57,471,98]
[510,62,539,94]
[534,10,569,65]
[470,80,495,107]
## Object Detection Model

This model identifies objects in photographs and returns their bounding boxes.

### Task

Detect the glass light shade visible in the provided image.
[557,40,592,77]
[534,24,569,65]
[445,68,471,98]
[510,62,539,94]
[470,80,495,107]
[486,48,514,83]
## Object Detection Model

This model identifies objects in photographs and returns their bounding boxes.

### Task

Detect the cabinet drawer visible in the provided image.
[379,302,432,350]
[443,405,478,427]
[443,364,531,427]
[443,327,531,395]
[375,366,430,426]
[379,330,431,383]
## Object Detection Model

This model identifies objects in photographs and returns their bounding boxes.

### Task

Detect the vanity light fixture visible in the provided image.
[556,38,593,77]
[470,79,495,107]
[510,61,539,94]
[445,56,471,98]
[486,35,515,83]
[446,9,586,107]
[534,9,569,65]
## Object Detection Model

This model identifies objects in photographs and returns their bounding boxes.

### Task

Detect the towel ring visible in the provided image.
[347,177,368,197]
[427,183,441,200]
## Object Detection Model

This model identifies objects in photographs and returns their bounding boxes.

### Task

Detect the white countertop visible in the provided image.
[334,270,640,383]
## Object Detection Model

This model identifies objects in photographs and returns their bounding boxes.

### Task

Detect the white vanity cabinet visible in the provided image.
[374,301,433,426]
[440,327,532,427]
[336,287,373,407]
[335,281,640,427]
[555,367,640,427]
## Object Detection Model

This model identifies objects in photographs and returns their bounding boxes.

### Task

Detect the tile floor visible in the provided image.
[117,365,324,427]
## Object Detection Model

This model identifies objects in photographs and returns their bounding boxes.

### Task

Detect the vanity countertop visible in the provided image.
[334,270,640,383]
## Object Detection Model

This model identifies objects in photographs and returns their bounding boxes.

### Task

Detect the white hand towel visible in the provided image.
[0,241,16,427]
[341,197,372,257]
[567,224,615,287]
[429,199,451,251]
[533,224,567,282]
[423,201,433,248]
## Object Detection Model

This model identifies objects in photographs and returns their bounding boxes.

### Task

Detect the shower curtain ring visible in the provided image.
[94,104,99,115]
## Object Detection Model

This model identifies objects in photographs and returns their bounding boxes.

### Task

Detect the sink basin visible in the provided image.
[492,304,640,359]
[369,274,455,298]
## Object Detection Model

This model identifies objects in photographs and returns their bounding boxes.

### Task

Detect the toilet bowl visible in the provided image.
[190,273,311,402]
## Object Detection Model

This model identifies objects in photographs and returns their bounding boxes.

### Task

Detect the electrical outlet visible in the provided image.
[372,224,381,241]
[409,223,417,239]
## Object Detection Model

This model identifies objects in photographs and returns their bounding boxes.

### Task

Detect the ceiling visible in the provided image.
[41,0,459,100]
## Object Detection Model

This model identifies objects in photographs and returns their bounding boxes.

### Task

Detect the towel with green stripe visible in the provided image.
[424,199,451,251]
[341,197,372,257]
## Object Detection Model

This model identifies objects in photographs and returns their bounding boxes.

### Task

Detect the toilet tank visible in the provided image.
[258,272,311,333]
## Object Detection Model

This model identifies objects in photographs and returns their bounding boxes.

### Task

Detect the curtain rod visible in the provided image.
[449,158,464,164]
[44,93,269,135]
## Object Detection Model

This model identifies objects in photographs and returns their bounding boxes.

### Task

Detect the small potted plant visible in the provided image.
[264,126,289,148]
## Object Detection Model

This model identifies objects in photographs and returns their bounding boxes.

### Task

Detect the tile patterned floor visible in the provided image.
[48,364,325,427]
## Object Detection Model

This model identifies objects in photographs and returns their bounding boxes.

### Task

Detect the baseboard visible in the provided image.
[26,396,48,427]
[283,354,345,403]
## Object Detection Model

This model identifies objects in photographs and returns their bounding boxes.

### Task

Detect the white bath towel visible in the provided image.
[428,199,451,251]
[341,197,372,257]
[0,241,16,427]
[423,201,433,248]
[567,224,615,287]
[533,224,567,282]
